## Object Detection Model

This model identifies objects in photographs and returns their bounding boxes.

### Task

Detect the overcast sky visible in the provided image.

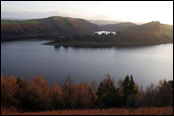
[1,1,173,24]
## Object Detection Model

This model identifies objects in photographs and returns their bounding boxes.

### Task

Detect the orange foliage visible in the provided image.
[75,81,92,108]
[1,73,173,113]
[1,75,18,106]
[61,76,76,108]
[51,82,62,96]
[28,75,50,97]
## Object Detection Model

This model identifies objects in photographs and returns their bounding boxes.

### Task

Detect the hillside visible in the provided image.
[100,22,137,32]
[44,21,173,46]
[88,20,121,25]
[118,21,173,44]
[160,23,173,38]
[1,17,173,45]
[1,16,100,41]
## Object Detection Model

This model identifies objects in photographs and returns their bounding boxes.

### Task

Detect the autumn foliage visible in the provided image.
[1,73,173,113]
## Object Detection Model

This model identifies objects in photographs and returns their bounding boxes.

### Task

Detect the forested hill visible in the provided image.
[1,17,173,44]
[1,16,101,41]
[118,21,173,44]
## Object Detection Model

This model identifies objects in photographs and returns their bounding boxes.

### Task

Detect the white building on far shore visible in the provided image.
[95,31,117,35]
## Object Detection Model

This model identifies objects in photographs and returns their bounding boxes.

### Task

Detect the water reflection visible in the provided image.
[53,44,160,51]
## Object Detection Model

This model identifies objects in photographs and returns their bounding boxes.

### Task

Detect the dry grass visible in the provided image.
[1,107,173,115]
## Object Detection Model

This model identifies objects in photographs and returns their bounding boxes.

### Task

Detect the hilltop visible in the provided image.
[118,21,173,44]
[88,20,121,25]
[100,22,137,32]
[1,17,173,45]
[1,16,100,41]
[44,21,173,46]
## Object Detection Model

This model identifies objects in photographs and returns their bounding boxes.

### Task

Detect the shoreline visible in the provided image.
[43,41,173,47]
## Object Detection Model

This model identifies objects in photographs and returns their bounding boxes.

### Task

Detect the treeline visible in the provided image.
[52,33,120,43]
[1,74,173,112]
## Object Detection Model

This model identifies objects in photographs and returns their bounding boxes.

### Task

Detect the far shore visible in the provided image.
[43,41,173,47]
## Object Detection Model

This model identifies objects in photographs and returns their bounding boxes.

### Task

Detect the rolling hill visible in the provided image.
[1,16,173,45]
[100,22,137,32]
[117,21,173,44]
[88,20,121,25]
[47,21,173,46]
[1,16,100,41]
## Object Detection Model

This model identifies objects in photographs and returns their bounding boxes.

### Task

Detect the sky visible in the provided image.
[1,1,173,25]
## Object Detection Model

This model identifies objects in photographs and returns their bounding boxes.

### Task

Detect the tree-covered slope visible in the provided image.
[118,21,173,44]
[1,16,100,41]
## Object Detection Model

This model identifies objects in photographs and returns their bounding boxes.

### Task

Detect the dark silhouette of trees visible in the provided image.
[121,75,138,106]
[96,74,120,108]
[157,80,173,106]
[127,90,145,108]
[1,73,173,112]
[144,80,173,107]
[144,83,158,106]
[14,77,28,109]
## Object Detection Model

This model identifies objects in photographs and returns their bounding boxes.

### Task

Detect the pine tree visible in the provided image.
[97,73,120,108]
[129,75,138,95]
[122,75,138,106]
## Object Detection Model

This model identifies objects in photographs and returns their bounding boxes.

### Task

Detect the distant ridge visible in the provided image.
[1,17,173,44]
[118,21,173,44]
[88,20,121,25]
[1,16,100,41]
[100,22,137,32]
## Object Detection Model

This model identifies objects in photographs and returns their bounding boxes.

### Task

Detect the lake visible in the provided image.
[1,40,173,88]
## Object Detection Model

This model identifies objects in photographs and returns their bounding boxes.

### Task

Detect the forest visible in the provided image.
[1,73,173,113]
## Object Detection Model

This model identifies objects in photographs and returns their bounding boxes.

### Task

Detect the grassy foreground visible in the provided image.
[1,107,173,115]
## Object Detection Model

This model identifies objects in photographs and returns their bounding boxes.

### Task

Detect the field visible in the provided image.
[1,107,173,115]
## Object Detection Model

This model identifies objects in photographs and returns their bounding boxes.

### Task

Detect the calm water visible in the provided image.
[1,40,173,88]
